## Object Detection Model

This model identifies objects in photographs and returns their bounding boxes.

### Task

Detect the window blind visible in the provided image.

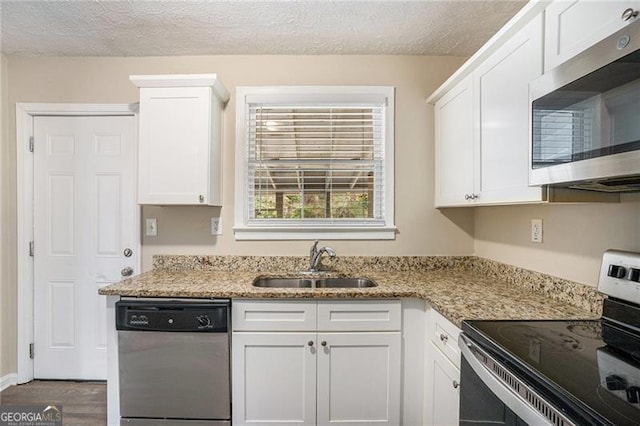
[531,108,594,169]
[246,104,385,223]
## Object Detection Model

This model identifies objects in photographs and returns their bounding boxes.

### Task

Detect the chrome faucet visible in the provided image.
[309,240,337,272]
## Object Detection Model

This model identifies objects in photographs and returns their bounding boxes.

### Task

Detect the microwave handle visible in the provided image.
[459,334,564,426]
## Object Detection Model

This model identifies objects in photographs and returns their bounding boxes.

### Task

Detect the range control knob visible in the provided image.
[196,315,211,328]
[627,386,640,404]
[628,268,640,283]
[606,374,627,391]
[608,264,627,279]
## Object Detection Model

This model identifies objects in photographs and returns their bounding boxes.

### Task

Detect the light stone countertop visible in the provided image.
[98,255,603,328]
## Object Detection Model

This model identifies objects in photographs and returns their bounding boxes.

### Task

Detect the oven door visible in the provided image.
[459,334,574,426]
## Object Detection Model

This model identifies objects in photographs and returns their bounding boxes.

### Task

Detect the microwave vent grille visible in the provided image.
[569,175,640,192]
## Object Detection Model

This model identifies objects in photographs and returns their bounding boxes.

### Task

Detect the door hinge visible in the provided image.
[29,136,34,153]
[29,241,34,257]
[29,343,34,359]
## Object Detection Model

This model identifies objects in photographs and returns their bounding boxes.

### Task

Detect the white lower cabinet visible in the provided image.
[317,332,401,425]
[423,308,462,426]
[232,300,401,426]
[424,342,460,426]
[232,332,317,425]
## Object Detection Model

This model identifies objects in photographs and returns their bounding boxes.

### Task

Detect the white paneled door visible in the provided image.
[33,115,137,380]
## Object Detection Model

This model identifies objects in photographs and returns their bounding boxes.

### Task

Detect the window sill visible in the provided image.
[233,225,397,241]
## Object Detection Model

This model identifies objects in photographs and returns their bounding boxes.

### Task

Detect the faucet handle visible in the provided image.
[310,240,319,255]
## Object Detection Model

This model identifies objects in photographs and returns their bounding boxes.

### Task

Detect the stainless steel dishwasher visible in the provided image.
[116,298,230,425]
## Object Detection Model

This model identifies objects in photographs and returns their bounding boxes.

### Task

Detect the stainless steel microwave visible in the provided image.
[530,16,640,192]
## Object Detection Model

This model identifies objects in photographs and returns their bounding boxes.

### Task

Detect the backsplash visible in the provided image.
[470,257,604,315]
[152,254,476,273]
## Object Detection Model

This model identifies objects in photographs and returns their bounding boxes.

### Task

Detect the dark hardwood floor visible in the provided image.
[0,380,106,425]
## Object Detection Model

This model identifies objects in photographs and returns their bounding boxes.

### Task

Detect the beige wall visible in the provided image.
[1,54,474,374]
[475,202,640,287]
[3,54,638,377]
[1,53,17,378]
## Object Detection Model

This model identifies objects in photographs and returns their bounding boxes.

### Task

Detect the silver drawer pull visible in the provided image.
[622,8,639,21]
[440,333,449,342]
[453,380,460,389]
[308,341,314,347]
[321,341,327,347]
[121,267,133,277]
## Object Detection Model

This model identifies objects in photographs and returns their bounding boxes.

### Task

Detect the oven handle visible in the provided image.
[459,334,556,426]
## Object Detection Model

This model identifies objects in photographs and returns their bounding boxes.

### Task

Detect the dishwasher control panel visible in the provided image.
[116,300,229,332]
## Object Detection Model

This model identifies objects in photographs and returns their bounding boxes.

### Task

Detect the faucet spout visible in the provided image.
[308,240,337,272]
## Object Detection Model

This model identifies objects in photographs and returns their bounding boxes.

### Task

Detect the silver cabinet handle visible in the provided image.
[321,341,327,347]
[123,248,133,257]
[121,267,134,277]
[453,380,460,389]
[464,194,470,200]
[308,341,314,347]
[622,8,639,21]
[440,333,449,342]
[199,195,205,203]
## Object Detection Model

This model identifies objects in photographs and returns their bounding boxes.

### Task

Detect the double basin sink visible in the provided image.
[253,277,376,289]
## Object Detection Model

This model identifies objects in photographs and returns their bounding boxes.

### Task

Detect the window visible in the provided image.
[234,86,395,240]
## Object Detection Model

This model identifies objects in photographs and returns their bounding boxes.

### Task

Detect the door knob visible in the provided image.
[121,267,134,277]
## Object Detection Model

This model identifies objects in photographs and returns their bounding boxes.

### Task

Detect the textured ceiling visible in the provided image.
[0,1,527,57]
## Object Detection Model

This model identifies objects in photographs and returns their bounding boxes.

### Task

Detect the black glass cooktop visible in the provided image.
[462,318,640,425]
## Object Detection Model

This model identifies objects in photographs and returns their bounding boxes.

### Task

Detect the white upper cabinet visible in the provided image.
[544,0,640,72]
[473,13,544,205]
[131,74,229,206]
[434,14,544,207]
[434,76,475,207]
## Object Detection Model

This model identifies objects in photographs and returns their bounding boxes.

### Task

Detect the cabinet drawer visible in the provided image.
[317,300,401,331]
[428,309,461,367]
[232,300,317,331]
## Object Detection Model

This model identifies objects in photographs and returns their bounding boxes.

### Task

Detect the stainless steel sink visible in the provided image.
[252,277,376,289]
[252,278,313,288]
[315,278,376,288]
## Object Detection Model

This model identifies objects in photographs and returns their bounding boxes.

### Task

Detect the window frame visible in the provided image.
[234,86,396,240]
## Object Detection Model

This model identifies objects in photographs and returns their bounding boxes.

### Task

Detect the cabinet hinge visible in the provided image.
[29,241,34,257]
[29,343,34,359]
[29,136,34,153]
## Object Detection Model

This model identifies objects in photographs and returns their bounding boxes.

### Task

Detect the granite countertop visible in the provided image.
[99,255,603,327]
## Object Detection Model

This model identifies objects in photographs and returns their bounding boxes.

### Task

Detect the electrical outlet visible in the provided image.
[211,217,222,235]
[531,218,543,243]
[145,218,158,236]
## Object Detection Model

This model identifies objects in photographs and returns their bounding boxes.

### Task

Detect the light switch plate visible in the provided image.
[145,218,158,236]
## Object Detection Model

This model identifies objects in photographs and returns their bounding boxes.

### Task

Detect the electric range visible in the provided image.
[459,250,640,426]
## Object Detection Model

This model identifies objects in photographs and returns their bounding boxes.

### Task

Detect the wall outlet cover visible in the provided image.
[211,217,222,235]
[531,218,543,243]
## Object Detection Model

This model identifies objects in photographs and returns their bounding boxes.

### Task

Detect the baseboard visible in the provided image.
[0,373,18,392]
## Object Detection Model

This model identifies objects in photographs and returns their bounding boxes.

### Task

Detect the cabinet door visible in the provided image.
[138,86,212,205]
[424,341,461,426]
[232,332,316,426]
[434,76,475,207]
[316,332,401,425]
[545,0,640,72]
[474,14,544,205]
